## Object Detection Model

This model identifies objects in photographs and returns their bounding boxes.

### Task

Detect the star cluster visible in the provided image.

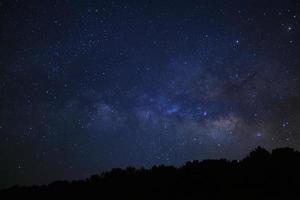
[0,0,299,188]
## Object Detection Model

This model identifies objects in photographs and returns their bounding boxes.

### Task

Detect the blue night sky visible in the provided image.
[0,0,299,188]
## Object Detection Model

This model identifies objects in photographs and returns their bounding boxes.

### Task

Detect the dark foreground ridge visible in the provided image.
[1,146,300,199]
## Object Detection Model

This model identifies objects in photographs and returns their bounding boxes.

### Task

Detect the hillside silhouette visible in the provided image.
[1,146,300,199]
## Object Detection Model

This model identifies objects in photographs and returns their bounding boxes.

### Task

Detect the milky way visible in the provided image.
[0,0,299,187]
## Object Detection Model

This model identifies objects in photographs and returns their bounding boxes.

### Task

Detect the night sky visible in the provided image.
[0,0,299,188]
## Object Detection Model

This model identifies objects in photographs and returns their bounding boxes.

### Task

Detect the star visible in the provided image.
[282,122,289,127]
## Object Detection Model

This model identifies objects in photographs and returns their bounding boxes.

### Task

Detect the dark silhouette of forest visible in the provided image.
[1,146,300,199]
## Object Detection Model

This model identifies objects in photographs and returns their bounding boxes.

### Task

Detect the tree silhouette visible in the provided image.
[1,146,300,199]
